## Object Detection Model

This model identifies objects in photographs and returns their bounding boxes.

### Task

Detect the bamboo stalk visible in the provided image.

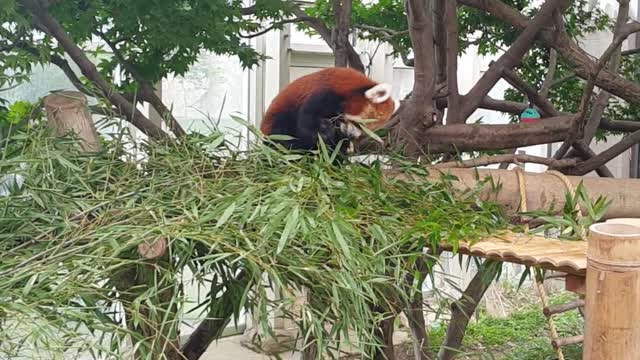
[390,168,640,220]
[583,222,640,359]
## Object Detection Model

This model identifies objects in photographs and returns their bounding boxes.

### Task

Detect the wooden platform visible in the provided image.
[440,231,587,275]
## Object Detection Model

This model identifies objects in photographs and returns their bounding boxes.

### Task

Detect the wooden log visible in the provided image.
[396,168,640,220]
[43,91,100,152]
[583,222,640,360]
[552,334,584,348]
[545,272,567,280]
[543,299,585,317]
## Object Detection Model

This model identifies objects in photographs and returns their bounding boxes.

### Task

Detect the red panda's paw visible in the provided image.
[339,120,363,139]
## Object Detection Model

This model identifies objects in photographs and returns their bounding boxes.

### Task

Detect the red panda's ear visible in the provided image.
[365,83,392,104]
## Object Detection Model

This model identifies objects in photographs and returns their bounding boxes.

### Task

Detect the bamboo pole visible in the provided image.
[391,168,640,220]
[43,90,101,152]
[583,222,640,359]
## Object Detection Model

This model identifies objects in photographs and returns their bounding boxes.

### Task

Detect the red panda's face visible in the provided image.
[342,83,398,140]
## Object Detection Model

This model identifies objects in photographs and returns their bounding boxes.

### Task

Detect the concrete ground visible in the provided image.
[200,329,412,359]
[201,335,298,360]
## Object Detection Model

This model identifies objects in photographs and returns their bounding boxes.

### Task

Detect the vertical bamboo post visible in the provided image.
[584,222,640,360]
[43,90,100,152]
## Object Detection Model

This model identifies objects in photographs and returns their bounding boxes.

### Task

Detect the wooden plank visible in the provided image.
[440,231,587,275]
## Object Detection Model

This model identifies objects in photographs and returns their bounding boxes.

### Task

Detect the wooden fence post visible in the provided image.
[584,221,640,359]
[43,90,100,152]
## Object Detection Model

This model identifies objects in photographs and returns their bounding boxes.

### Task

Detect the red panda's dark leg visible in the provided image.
[295,89,347,151]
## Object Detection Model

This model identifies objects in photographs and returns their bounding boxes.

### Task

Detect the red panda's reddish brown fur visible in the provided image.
[260,67,393,134]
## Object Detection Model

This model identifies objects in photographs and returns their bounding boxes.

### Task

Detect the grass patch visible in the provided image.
[428,292,583,359]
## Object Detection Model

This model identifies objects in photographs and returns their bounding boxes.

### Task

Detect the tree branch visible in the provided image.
[444,0,462,124]
[181,271,248,360]
[600,117,640,132]
[403,258,433,360]
[357,24,409,38]
[407,0,436,113]
[291,6,365,72]
[433,154,577,169]
[96,30,186,138]
[567,128,640,175]
[554,9,638,161]
[239,19,301,39]
[332,0,352,68]
[458,0,640,106]
[459,0,572,122]
[19,0,167,140]
[571,141,615,177]
[438,261,500,360]
[539,48,558,98]
[434,0,447,86]
[410,115,575,153]
[501,67,560,117]
[583,0,630,144]
[240,5,256,15]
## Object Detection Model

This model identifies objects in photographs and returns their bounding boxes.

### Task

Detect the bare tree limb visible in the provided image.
[496,47,559,169]
[582,0,629,144]
[550,72,577,88]
[240,5,256,15]
[567,128,640,175]
[540,48,558,98]
[560,0,631,172]
[239,19,302,39]
[415,115,575,153]
[459,0,572,122]
[621,47,640,56]
[404,258,433,360]
[357,24,409,37]
[600,117,640,132]
[433,154,577,169]
[554,7,638,160]
[501,67,560,117]
[571,141,615,177]
[458,0,640,106]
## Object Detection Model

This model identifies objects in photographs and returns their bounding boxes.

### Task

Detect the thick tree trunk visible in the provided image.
[392,0,436,157]
[443,0,461,124]
[181,271,248,360]
[437,262,499,360]
[332,0,352,68]
[373,315,397,360]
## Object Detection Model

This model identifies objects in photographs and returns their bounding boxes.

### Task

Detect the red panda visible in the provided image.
[260,67,399,154]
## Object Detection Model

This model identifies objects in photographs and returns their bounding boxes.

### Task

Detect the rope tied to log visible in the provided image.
[512,166,589,360]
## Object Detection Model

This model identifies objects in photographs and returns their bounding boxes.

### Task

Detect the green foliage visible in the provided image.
[0,100,38,141]
[0,0,293,96]
[525,182,611,240]
[0,121,508,358]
